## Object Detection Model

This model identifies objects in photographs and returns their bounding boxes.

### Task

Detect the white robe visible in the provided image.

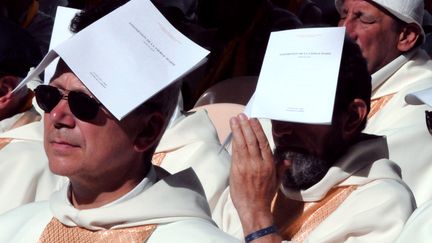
[0,167,240,242]
[0,109,229,215]
[396,200,432,243]
[365,48,432,206]
[0,109,65,215]
[213,135,415,242]
[155,110,231,211]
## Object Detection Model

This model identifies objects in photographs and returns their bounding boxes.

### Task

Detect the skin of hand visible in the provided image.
[229,113,283,242]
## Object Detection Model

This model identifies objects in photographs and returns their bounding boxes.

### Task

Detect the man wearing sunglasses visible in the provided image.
[0,1,239,242]
[0,61,237,242]
[0,18,64,214]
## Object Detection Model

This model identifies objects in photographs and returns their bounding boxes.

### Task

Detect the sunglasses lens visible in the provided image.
[426,111,432,135]
[68,91,100,121]
[35,85,100,121]
[34,85,62,113]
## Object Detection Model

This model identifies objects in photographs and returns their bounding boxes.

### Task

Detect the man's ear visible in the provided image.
[134,112,165,152]
[397,23,421,52]
[342,98,368,140]
[0,76,19,109]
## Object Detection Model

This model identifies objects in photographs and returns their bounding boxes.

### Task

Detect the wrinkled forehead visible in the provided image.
[336,0,401,18]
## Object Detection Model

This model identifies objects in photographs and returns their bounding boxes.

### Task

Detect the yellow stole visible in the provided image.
[38,218,157,243]
[151,152,167,166]
[368,94,394,119]
[272,185,357,242]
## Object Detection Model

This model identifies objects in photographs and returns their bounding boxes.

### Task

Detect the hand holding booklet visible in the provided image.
[15,0,209,120]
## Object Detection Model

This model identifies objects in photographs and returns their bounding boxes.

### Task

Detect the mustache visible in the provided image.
[45,129,81,146]
[273,146,308,163]
[274,148,330,190]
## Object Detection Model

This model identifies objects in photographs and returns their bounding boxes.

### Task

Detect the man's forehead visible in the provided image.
[338,0,385,12]
[338,0,396,20]
[50,60,88,91]
[51,59,71,80]
[340,0,406,18]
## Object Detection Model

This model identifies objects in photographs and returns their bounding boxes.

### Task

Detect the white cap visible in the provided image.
[405,87,432,106]
[335,0,425,39]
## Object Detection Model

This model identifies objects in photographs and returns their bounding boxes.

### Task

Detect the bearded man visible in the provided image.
[213,37,415,243]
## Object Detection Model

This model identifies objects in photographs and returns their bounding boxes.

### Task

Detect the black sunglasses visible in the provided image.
[426,111,432,135]
[34,85,101,121]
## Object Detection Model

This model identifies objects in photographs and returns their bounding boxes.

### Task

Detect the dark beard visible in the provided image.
[274,148,331,190]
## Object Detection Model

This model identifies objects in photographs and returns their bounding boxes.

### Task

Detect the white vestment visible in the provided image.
[365,48,432,206]
[155,110,231,211]
[213,136,415,242]
[0,108,64,215]
[396,200,432,243]
[0,167,240,242]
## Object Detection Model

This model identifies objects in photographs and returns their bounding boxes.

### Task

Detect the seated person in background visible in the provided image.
[0,18,62,214]
[336,0,432,206]
[0,0,54,55]
[213,37,415,242]
[395,87,432,243]
[0,1,239,242]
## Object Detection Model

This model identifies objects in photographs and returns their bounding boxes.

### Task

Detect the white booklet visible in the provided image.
[245,27,345,124]
[15,0,209,120]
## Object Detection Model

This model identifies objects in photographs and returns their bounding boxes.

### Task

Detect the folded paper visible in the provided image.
[15,0,209,120]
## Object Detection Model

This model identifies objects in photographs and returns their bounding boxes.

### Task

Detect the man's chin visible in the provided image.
[276,151,331,192]
[48,155,79,177]
[280,176,317,191]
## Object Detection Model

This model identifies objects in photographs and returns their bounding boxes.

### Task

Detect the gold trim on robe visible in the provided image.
[38,218,157,243]
[0,138,12,150]
[151,152,167,166]
[273,185,357,242]
[368,94,394,119]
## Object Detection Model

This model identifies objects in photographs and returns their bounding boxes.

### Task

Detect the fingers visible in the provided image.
[238,114,263,159]
[230,115,248,165]
[230,114,273,160]
[249,118,273,163]
[229,115,279,214]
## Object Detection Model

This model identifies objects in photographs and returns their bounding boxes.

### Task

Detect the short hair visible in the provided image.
[333,37,371,131]
[69,0,180,127]
[69,0,129,33]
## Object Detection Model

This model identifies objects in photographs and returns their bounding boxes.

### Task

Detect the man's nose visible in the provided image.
[48,99,76,128]
[339,17,357,40]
